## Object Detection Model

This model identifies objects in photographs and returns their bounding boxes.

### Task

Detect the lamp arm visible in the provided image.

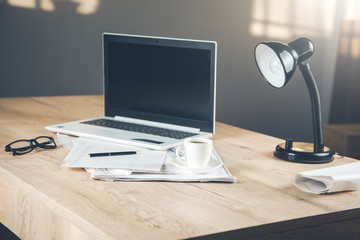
[298,62,325,152]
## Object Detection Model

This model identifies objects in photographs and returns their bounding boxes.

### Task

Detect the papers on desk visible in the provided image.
[62,138,165,172]
[57,133,236,183]
[86,149,235,182]
[293,161,360,194]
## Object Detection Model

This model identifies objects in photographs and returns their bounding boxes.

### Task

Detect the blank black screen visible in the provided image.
[104,35,215,132]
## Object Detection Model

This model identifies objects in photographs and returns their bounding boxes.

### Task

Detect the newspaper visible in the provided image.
[293,161,360,194]
[57,133,236,183]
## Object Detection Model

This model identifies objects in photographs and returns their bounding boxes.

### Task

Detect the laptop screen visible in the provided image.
[103,33,216,133]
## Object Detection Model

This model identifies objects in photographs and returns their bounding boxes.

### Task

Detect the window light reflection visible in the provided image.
[339,0,360,59]
[5,0,99,15]
[41,0,55,11]
[8,0,36,9]
[250,0,336,39]
[71,0,99,15]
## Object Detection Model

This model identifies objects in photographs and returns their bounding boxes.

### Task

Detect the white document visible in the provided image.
[62,138,166,172]
[293,161,360,194]
[57,132,75,152]
[86,148,236,182]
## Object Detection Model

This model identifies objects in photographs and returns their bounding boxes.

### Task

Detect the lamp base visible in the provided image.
[274,141,334,164]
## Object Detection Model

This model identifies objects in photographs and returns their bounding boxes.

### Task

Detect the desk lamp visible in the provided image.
[254,37,334,163]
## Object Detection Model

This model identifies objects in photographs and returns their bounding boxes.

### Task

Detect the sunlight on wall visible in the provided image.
[8,0,36,9]
[344,0,360,21]
[41,0,54,11]
[250,0,337,40]
[71,0,99,15]
[339,0,360,59]
[5,0,99,14]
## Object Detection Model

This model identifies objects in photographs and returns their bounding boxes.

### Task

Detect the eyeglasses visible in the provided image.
[5,136,57,156]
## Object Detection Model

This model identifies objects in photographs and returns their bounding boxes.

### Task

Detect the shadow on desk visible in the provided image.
[190,208,360,240]
[0,223,20,240]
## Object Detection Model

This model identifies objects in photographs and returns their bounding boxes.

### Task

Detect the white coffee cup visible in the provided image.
[175,138,212,168]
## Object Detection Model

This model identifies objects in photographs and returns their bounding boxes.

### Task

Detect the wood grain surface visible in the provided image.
[0,95,359,240]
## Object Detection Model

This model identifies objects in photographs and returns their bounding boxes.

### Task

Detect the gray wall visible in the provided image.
[0,0,347,142]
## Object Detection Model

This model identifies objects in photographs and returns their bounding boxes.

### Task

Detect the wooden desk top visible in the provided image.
[0,95,359,240]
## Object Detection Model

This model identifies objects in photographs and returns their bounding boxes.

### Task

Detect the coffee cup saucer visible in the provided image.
[171,157,222,171]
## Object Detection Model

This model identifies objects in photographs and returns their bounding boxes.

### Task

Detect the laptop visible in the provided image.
[45,33,217,150]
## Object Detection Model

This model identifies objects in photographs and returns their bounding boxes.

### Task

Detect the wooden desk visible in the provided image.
[0,96,359,240]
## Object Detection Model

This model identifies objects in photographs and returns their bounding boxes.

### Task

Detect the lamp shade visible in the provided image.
[254,42,297,88]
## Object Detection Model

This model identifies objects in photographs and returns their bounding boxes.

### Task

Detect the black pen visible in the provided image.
[88,151,140,158]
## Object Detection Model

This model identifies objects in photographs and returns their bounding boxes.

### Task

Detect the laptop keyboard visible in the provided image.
[81,119,197,140]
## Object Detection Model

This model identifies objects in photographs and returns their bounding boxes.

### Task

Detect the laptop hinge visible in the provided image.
[113,116,201,133]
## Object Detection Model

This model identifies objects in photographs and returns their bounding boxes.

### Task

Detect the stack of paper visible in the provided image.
[57,133,236,183]
[63,138,166,172]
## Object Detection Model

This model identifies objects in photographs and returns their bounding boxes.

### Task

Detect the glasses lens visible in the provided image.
[35,137,56,149]
[9,140,32,155]
[10,140,31,149]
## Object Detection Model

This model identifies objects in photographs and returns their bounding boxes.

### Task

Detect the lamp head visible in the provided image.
[254,38,314,88]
